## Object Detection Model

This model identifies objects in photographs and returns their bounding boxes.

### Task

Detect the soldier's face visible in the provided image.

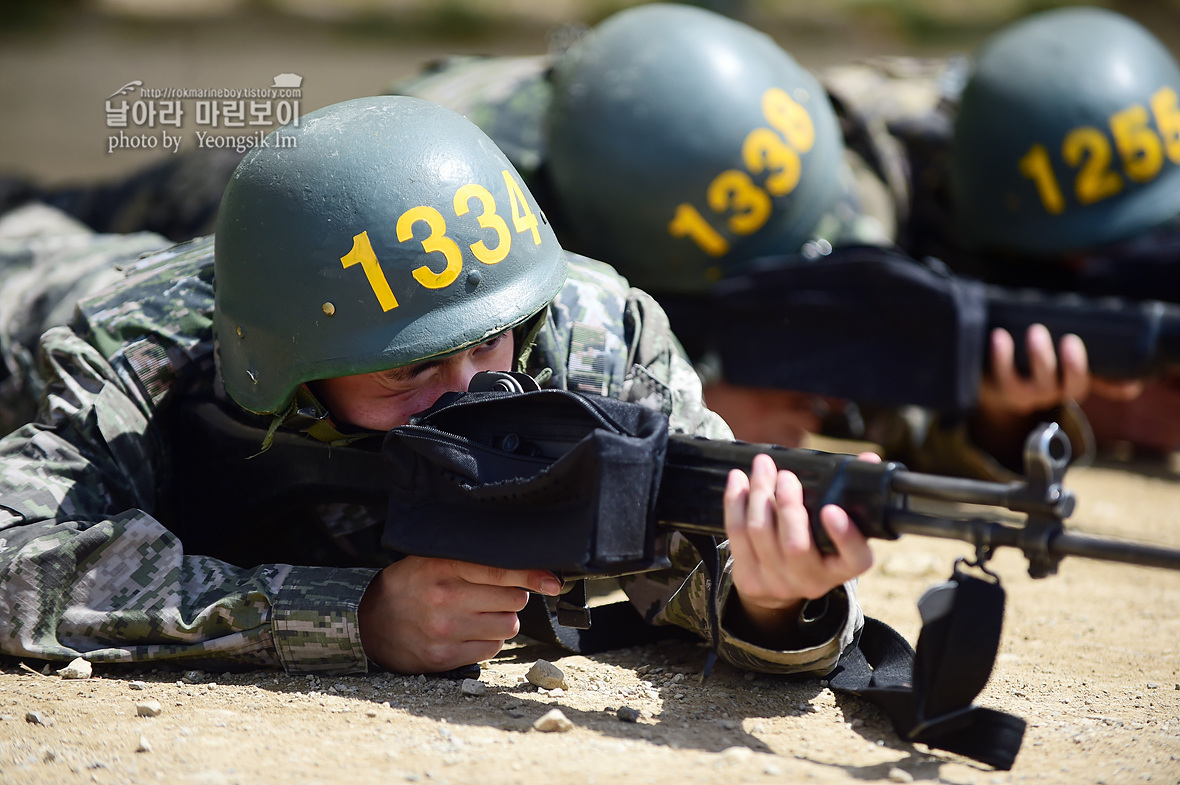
[312,332,515,431]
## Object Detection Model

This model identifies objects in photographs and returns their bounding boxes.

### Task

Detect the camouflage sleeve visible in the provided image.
[614,283,861,676]
[0,279,378,676]
[0,204,170,436]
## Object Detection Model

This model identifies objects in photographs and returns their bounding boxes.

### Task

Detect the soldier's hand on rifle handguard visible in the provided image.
[972,324,1142,466]
[723,451,877,647]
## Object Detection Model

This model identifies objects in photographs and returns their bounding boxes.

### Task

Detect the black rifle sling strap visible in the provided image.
[827,565,1025,770]
[519,550,1023,770]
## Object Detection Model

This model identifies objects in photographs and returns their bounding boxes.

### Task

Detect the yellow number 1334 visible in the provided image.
[340,170,541,312]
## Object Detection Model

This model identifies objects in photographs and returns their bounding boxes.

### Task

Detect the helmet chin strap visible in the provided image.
[512,303,552,379]
[258,385,375,454]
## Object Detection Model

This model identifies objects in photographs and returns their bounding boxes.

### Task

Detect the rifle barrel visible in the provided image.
[889,471,1020,508]
[1051,530,1180,571]
[888,510,1180,572]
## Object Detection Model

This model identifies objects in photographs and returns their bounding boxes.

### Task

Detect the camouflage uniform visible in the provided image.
[0,227,860,676]
[0,204,170,436]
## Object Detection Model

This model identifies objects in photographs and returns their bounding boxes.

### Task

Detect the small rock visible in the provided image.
[42,750,57,763]
[533,708,574,733]
[56,657,92,680]
[136,701,163,718]
[616,706,640,723]
[720,746,753,760]
[136,735,152,753]
[25,711,46,726]
[181,670,204,684]
[888,767,914,782]
[129,681,147,691]
[526,660,567,690]
[460,679,486,697]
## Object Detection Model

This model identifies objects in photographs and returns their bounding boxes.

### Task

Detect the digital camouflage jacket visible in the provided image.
[0,229,861,676]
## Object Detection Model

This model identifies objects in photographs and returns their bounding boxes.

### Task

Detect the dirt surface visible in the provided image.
[2,439,1178,785]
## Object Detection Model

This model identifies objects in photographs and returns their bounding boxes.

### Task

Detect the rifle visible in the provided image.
[171,371,1180,626]
[711,245,1180,411]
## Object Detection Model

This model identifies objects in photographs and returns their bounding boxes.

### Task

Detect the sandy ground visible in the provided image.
[1,5,1180,785]
[1,441,1178,785]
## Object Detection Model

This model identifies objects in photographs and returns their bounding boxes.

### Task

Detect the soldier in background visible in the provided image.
[0,149,245,244]
[941,7,1180,457]
[390,3,1112,477]
[0,203,169,434]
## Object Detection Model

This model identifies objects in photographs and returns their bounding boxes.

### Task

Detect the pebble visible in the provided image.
[616,706,640,723]
[25,711,48,726]
[136,701,163,718]
[719,746,753,761]
[56,657,92,680]
[460,679,486,697]
[526,660,567,690]
[136,735,152,753]
[533,708,574,732]
[129,681,147,691]
[888,767,914,782]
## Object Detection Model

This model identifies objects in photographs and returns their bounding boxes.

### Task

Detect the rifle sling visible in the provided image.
[827,567,1024,770]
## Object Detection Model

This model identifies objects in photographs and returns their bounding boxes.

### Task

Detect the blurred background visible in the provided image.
[2,0,1180,186]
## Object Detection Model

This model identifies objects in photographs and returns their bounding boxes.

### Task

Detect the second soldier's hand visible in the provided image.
[358,557,562,674]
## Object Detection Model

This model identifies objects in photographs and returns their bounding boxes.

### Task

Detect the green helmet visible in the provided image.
[545,3,845,295]
[215,95,567,415]
[952,7,1180,256]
